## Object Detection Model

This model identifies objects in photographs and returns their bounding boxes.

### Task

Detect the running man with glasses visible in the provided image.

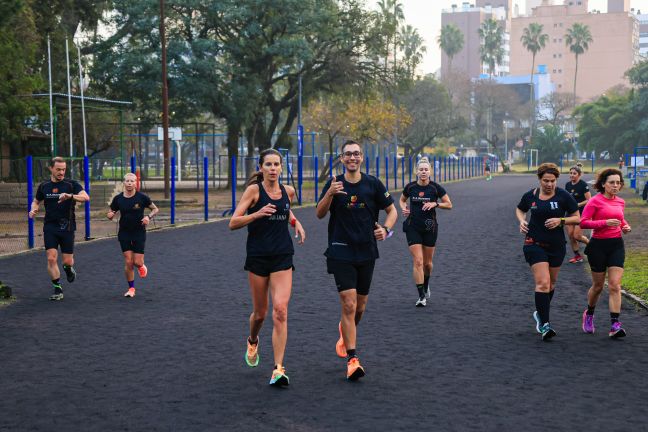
[316,140,397,380]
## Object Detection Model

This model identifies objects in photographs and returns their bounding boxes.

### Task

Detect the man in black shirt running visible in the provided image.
[316,140,397,380]
[29,157,89,300]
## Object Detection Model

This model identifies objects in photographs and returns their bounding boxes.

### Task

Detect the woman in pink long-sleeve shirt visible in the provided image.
[580,168,631,338]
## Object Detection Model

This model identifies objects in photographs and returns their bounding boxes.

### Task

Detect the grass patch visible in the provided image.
[623,251,648,301]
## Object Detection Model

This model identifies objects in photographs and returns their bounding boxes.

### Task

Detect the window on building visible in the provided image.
[553,69,557,73]
[559,69,562,73]
[559,54,562,58]
[558,84,562,88]
[553,54,556,58]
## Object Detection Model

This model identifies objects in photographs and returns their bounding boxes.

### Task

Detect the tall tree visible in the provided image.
[398,24,426,80]
[478,18,504,79]
[437,23,464,76]
[565,23,592,105]
[377,0,404,76]
[0,0,45,163]
[520,22,548,132]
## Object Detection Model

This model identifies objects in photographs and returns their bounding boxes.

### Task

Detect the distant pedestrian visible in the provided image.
[564,165,591,263]
[580,168,631,338]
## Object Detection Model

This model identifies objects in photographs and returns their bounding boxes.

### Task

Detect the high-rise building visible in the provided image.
[509,0,639,101]
[639,12,648,58]
[440,2,511,79]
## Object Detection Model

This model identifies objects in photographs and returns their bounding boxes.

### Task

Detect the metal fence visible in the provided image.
[0,153,497,255]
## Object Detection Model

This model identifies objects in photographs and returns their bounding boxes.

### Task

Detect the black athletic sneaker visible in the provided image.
[49,286,64,301]
[63,266,76,283]
[540,323,556,341]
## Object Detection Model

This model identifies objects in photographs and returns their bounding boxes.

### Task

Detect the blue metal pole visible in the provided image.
[376,155,380,178]
[401,156,405,187]
[130,154,136,174]
[231,156,237,214]
[298,155,303,205]
[591,151,595,173]
[204,156,209,221]
[444,157,447,182]
[27,156,34,249]
[559,154,563,173]
[433,156,437,182]
[409,156,412,184]
[528,152,531,172]
[365,154,369,174]
[329,154,333,179]
[171,156,176,225]
[314,156,319,203]
[385,156,389,190]
[84,156,90,240]
[393,155,397,189]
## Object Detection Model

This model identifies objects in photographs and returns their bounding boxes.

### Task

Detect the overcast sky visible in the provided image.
[400,0,647,75]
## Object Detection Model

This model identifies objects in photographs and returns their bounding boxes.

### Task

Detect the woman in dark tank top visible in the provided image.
[229,149,306,387]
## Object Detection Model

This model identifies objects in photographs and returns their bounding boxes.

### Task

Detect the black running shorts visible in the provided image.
[245,254,294,277]
[405,227,437,247]
[326,258,375,295]
[523,243,566,268]
[584,237,625,272]
[118,230,146,254]
[44,231,75,254]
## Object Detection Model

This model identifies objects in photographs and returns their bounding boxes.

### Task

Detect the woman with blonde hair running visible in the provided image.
[399,157,452,307]
[229,148,305,386]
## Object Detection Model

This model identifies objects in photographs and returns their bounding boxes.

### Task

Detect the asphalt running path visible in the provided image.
[1,174,647,431]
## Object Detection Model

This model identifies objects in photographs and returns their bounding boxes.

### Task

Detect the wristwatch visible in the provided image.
[383,225,393,239]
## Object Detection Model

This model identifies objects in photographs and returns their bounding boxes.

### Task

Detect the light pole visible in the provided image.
[160,0,170,198]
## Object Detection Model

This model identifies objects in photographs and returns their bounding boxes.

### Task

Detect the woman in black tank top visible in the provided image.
[229,149,306,387]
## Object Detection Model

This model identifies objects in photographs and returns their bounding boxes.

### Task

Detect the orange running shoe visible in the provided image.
[124,288,136,298]
[346,357,365,381]
[245,338,259,367]
[336,321,347,358]
[138,264,148,278]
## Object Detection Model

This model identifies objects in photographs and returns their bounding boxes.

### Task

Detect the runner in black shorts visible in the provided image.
[484,159,492,181]
[516,163,580,340]
[399,157,452,307]
[229,149,305,387]
[107,173,158,298]
[564,165,591,263]
[29,157,89,301]
[579,169,631,338]
[316,140,397,381]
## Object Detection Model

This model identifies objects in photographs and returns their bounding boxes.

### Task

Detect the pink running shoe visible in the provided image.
[124,288,136,298]
[582,310,595,334]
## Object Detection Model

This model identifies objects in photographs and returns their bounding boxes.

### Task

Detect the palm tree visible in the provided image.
[377,0,405,74]
[521,22,548,132]
[399,24,426,79]
[478,18,505,79]
[437,24,464,76]
[565,23,593,105]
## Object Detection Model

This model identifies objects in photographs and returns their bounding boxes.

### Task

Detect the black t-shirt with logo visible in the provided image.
[320,173,394,262]
[564,179,589,204]
[110,192,153,232]
[35,179,84,232]
[401,181,447,232]
[517,187,578,246]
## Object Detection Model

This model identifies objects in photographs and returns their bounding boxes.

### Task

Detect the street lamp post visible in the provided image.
[160,0,170,198]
